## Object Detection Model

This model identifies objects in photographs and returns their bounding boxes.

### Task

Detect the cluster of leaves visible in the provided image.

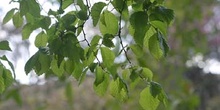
[2,0,174,109]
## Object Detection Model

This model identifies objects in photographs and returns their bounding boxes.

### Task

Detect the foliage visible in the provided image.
[1,0,174,109]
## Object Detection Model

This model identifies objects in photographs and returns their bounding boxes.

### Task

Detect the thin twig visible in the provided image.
[117,1,132,66]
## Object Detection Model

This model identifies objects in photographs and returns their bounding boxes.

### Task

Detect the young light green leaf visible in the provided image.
[35,31,48,47]
[90,35,101,46]
[22,23,38,40]
[100,47,115,68]
[2,69,13,88]
[140,67,153,81]
[109,77,129,102]
[62,0,74,9]
[12,12,23,28]
[150,20,167,36]
[148,34,163,60]
[72,62,83,80]
[3,8,16,24]
[91,2,106,26]
[99,10,118,35]
[139,86,160,110]
[0,41,11,51]
[51,58,64,77]
[130,44,143,58]
[0,75,5,93]
[93,66,109,96]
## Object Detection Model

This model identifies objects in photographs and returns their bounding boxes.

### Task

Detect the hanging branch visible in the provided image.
[117,1,132,66]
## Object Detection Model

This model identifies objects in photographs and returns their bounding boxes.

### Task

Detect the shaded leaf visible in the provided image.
[91,2,106,26]
[22,23,38,40]
[0,41,11,51]
[130,44,143,58]
[25,52,40,74]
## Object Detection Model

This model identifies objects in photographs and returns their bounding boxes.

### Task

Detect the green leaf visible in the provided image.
[62,0,74,9]
[148,34,163,60]
[150,6,174,25]
[0,41,11,51]
[139,67,153,81]
[150,20,167,36]
[0,74,5,93]
[99,10,119,35]
[139,86,160,110]
[35,31,48,47]
[90,35,101,46]
[93,66,109,96]
[109,77,128,102]
[77,0,87,11]
[12,12,23,28]
[22,23,38,40]
[129,11,149,46]
[76,10,88,20]
[37,53,51,75]
[2,69,13,88]
[72,62,83,80]
[150,82,168,106]
[158,32,169,57]
[102,34,115,48]
[51,58,64,77]
[25,52,40,74]
[39,16,51,30]
[130,44,143,58]
[143,26,156,48]
[100,47,115,68]
[20,0,41,17]
[91,2,106,26]
[3,8,16,24]
[0,55,15,78]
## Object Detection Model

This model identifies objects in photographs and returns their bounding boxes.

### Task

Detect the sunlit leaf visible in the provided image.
[140,67,153,81]
[130,44,143,58]
[139,86,160,110]
[35,31,48,47]
[3,8,16,24]
[109,77,128,102]
[12,12,23,28]
[101,47,115,68]
[51,58,65,77]
[99,10,119,35]
[150,20,167,36]
[94,66,109,96]
[148,34,163,60]
[22,23,38,40]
